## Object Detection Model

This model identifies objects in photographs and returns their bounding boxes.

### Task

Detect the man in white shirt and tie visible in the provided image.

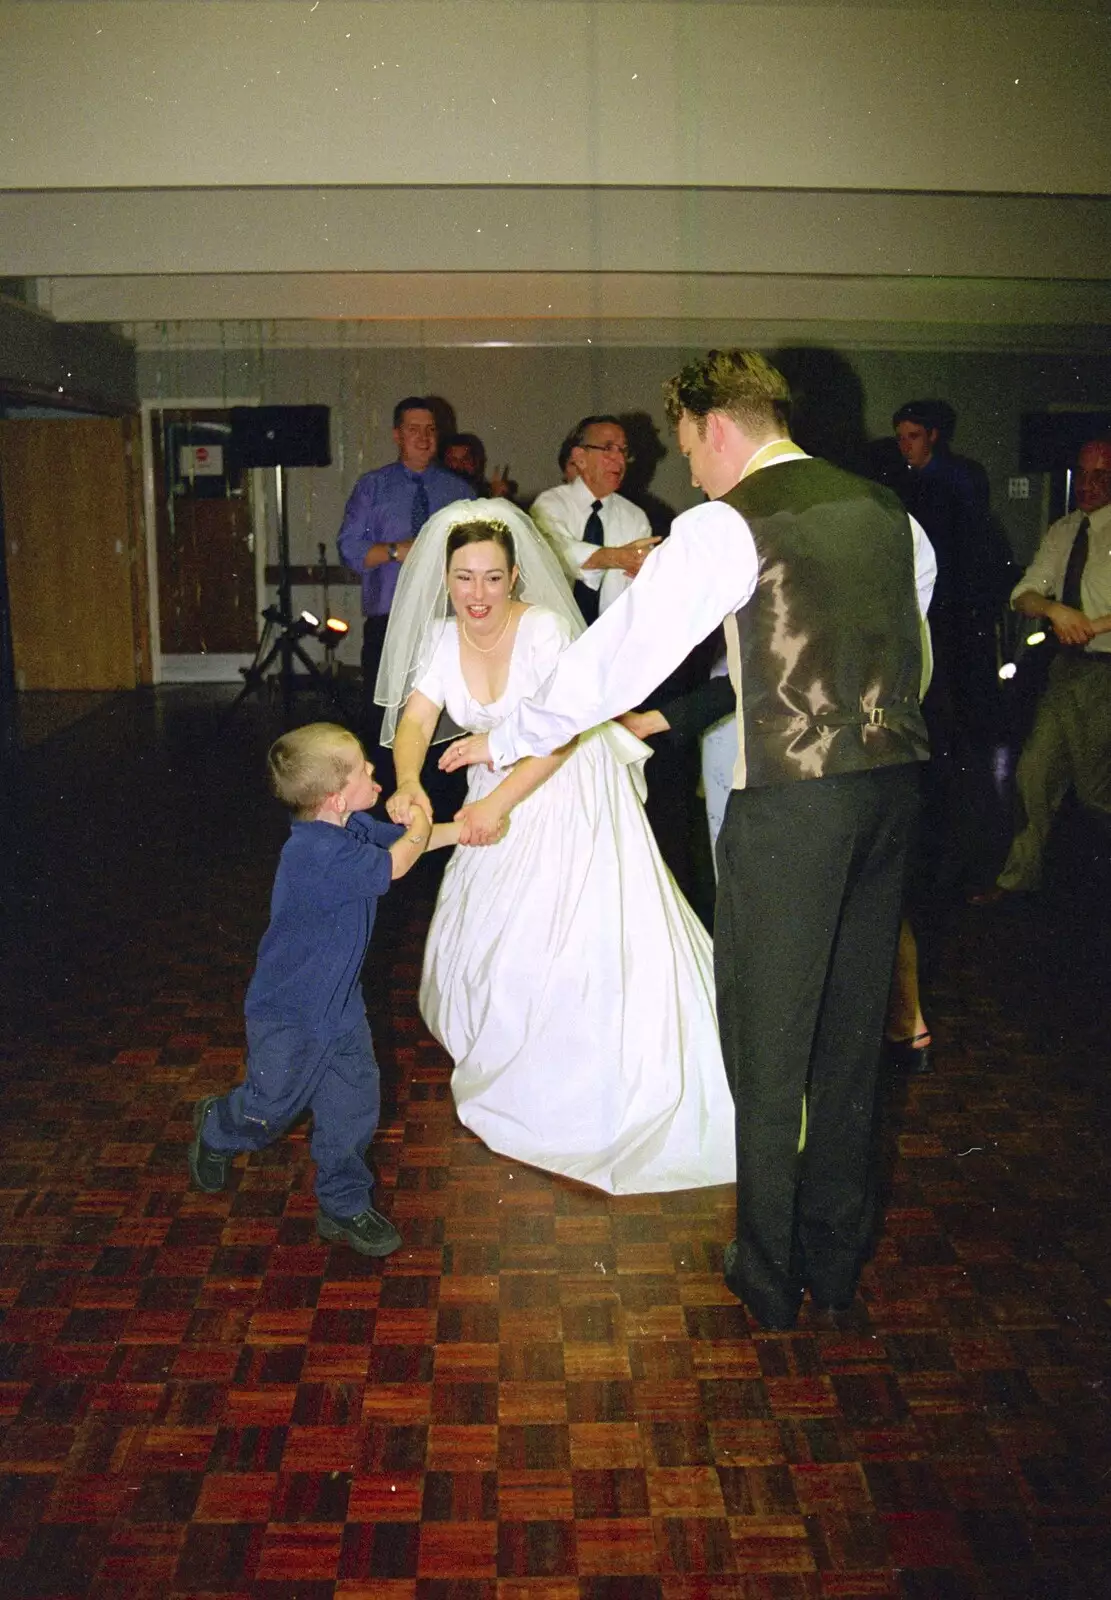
[973,436,1111,902]
[529,415,659,623]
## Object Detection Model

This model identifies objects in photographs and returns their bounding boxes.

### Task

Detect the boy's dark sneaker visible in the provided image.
[188,1095,231,1193]
[316,1205,402,1257]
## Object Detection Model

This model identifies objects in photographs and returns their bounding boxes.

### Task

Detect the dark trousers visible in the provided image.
[574,580,599,625]
[202,1013,381,1218]
[714,764,918,1328]
[361,613,391,753]
[643,738,705,922]
[361,612,467,823]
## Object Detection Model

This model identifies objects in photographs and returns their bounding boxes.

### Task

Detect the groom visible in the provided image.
[443,349,936,1330]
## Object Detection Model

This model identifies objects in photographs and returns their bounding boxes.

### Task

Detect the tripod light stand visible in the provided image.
[227,466,347,720]
[224,405,349,724]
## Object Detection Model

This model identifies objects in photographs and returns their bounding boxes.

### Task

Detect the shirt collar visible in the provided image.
[569,474,608,509]
[739,438,809,482]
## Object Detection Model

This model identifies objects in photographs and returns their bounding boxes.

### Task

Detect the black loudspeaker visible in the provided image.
[1019,411,1111,473]
[230,405,331,469]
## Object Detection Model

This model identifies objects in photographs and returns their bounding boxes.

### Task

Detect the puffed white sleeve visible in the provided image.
[517,607,574,695]
[412,621,452,708]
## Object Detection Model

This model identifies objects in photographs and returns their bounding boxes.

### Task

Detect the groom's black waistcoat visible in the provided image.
[724,457,929,790]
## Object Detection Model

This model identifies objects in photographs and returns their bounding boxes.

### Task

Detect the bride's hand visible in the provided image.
[619,709,670,740]
[455,797,509,847]
[439,734,492,773]
[387,781,433,826]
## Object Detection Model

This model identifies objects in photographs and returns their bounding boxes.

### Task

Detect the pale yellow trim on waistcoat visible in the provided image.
[724,612,747,790]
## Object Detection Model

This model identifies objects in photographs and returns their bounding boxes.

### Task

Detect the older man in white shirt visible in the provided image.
[529,414,659,623]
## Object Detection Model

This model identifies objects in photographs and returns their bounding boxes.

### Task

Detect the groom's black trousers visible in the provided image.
[714,763,919,1329]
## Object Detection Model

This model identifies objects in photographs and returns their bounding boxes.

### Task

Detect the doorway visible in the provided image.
[144,404,264,681]
[0,413,148,691]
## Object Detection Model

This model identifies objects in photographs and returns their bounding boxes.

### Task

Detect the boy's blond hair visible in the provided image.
[267,723,364,818]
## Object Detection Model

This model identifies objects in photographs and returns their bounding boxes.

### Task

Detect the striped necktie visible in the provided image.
[410,477,430,537]
[1061,515,1090,612]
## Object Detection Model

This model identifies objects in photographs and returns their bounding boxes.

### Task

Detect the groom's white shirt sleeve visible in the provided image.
[487,497,936,768]
[487,500,760,765]
[910,516,937,621]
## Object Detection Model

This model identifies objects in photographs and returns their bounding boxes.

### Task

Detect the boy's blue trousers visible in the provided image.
[200,1013,380,1219]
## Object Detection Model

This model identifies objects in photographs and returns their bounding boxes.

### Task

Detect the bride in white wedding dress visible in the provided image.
[377,499,734,1194]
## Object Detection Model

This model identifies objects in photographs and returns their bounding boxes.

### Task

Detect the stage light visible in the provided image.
[306,615,349,648]
[999,661,1017,680]
[273,610,320,639]
[1026,630,1047,646]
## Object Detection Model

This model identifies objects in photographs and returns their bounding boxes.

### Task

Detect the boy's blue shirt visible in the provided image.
[245,810,404,1037]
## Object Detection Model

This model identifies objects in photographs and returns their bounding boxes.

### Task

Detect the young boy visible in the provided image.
[188,723,457,1256]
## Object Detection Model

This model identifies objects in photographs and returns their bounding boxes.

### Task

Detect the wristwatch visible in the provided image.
[387,542,399,561]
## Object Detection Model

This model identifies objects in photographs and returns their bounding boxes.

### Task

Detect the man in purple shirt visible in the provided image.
[338,397,476,746]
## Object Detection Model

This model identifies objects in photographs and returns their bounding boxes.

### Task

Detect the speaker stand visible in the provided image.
[224,465,349,724]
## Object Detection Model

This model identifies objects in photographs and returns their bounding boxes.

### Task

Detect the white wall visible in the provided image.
[2,2,1107,195]
[138,336,1111,674]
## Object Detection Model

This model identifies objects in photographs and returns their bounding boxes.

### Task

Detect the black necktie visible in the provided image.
[1061,515,1090,612]
[576,500,605,624]
[410,477,430,537]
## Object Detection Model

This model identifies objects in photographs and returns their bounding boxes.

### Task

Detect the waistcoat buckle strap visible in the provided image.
[753,699,914,731]
[816,705,888,728]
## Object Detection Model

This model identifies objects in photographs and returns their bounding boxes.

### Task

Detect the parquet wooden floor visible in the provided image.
[0,688,1109,1599]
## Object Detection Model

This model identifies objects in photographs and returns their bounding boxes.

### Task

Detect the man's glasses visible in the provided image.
[579,443,635,464]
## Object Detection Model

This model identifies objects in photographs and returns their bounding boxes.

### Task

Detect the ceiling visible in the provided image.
[3,2,1109,355]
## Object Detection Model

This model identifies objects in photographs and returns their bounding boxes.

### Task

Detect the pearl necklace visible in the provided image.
[461,608,515,654]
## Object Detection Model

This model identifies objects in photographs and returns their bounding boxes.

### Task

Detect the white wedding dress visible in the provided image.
[416,605,735,1194]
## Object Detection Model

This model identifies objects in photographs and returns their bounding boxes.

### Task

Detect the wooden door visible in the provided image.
[151,408,257,656]
[0,416,148,691]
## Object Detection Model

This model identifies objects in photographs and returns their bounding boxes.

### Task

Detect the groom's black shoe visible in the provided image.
[805,1264,869,1330]
[723,1239,802,1332]
[810,1295,868,1332]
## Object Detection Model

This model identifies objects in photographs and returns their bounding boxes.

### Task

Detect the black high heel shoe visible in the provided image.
[886,1030,933,1075]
